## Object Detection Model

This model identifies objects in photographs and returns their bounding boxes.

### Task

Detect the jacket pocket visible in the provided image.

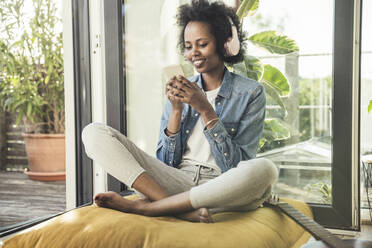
[222,122,239,138]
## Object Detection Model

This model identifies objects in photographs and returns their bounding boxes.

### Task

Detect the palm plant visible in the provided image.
[233,0,299,151]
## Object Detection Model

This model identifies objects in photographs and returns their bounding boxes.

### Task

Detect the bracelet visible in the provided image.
[166,128,179,135]
[204,117,219,129]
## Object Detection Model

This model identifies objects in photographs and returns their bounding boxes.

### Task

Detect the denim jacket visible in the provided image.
[156,68,266,173]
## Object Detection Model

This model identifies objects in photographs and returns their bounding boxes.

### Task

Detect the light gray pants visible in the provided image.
[82,122,278,213]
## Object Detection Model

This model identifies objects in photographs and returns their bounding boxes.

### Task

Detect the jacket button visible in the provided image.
[231,128,235,132]
[217,102,221,105]
[186,130,190,134]
[214,133,218,137]
[224,152,228,156]
[194,113,198,116]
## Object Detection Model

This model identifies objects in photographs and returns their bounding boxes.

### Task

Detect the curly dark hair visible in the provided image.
[176,0,246,64]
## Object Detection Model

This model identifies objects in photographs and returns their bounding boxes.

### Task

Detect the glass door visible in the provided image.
[104,0,360,229]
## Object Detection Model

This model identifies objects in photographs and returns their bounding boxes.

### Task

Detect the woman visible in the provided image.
[82,0,278,223]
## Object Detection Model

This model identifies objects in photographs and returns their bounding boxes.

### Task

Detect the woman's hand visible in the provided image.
[168,75,212,114]
[166,76,184,112]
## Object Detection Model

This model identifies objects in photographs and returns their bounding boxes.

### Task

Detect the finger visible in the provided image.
[166,84,174,94]
[171,88,184,96]
[169,87,186,97]
[168,91,184,101]
[172,94,185,102]
[177,75,192,88]
[177,75,189,82]
[167,83,181,92]
[170,82,187,94]
[167,92,179,102]
[167,76,179,86]
[172,80,184,89]
[190,83,204,94]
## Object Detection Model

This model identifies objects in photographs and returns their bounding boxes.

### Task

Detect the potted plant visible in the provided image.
[0,0,65,181]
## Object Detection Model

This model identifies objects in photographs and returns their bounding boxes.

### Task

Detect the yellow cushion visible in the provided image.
[3,196,312,248]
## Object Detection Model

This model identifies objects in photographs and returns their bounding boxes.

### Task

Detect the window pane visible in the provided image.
[123,0,189,155]
[122,0,334,205]
[0,0,66,228]
[246,0,334,205]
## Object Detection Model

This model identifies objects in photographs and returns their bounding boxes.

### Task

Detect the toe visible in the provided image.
[199,208,213,223]
[93,194,99,201]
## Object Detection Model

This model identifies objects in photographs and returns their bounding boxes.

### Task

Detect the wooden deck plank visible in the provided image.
[0,171,66,227]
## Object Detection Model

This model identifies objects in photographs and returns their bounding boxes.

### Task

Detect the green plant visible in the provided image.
[369,100,372,113]
[304,182,332,204]
[233,0,299,152]
[0,0,64,134]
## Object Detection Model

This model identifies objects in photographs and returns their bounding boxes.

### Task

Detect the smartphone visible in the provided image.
[162,64,185,82]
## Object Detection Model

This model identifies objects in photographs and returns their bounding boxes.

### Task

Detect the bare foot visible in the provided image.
[177,208,213,223]
[94,192,213,223]
[94,191,137,213]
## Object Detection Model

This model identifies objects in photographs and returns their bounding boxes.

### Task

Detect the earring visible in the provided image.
[224,17,240,57]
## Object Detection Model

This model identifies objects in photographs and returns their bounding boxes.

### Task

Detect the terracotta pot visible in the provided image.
[23,133,65,181]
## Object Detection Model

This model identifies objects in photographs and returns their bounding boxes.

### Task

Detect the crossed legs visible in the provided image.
[82,123,278,223]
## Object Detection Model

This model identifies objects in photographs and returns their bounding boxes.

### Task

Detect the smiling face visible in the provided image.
[183,21,224,74]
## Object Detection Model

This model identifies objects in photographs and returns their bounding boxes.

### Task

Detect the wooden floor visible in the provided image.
[0,171,65,227]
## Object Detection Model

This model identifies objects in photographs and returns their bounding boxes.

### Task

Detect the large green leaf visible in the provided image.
[231,62,246,77]
[232,55,263,81]
[243,55,263,81]
[263,118,290,141]
[261,81,286,114]
[249,31,299,54]
[237,0,259,19]
[368,100,372,113]
[261,64,290,97]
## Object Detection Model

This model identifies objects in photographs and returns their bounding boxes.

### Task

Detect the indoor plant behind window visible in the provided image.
[0,0,65,181]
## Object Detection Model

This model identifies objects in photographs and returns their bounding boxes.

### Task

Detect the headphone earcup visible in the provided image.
[224,18,240,57]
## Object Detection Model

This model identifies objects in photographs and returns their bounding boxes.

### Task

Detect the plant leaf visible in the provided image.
[15,109,23,125]
[27,102,32,116]
[45,74,50,84]
[3,98,13,110]
[237,0,259,19]
[244,55,264,81]
[249,0,259,16]
[368,100,372,113]
[263,118,290,141]
[261,81,287,114]
[259,137,266,149]
[232,55,263,81]
[261,64,290,97]
[231,62,246,77]
[249,31,299,54]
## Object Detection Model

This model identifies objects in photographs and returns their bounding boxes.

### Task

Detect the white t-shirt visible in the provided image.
[180,86,222,173]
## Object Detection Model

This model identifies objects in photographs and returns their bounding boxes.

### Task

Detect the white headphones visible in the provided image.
[224,16,240,57]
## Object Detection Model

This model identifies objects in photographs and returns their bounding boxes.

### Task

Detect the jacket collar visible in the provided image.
[194,67,233,99]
